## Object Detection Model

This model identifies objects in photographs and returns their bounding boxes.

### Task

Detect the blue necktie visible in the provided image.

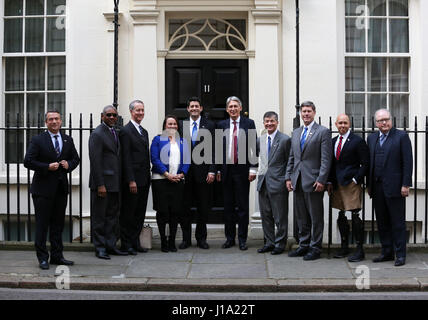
[138,125,144,136]
[191,121,198,146]
[380,134,386,147]
[267,136,271,159]
[54,135,60,157]
[300,127,308,151]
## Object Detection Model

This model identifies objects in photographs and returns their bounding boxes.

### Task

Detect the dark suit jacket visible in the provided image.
[119,121,151,187]
[24,131,80,197]
[216,116,258,180]
[329,132,369,187]
[367,127,413,198]
[89,123,121,192]
[180,117,216,183]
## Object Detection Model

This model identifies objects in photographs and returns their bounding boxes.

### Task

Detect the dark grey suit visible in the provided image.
[285,122,332,253]
[89,122,121,253]
[257,131,291,250]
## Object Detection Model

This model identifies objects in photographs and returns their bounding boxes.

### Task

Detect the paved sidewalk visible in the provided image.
[1,239,428,292]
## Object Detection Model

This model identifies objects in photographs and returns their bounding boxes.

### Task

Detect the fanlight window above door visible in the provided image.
[168,18,247,51]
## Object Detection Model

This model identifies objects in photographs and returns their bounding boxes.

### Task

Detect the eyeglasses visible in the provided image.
[376,118,390,123]
[105,113,118,118]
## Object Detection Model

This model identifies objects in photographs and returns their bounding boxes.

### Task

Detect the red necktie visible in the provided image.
[336,136,343,160]
[233,121,238,164]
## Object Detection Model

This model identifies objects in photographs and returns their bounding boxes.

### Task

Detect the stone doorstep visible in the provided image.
[0,276,426,293]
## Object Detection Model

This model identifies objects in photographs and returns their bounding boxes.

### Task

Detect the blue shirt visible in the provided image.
[48,130,63,154]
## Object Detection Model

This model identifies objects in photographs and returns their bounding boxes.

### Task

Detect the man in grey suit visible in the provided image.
[285,101,332,260]
[257,111,291,255]
[89,105,128,259]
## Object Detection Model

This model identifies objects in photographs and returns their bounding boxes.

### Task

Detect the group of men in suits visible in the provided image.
[281,103,412,266]
[88,102,151,260]
[24,97,412,269]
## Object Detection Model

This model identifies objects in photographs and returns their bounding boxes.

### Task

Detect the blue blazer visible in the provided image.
[150,134,190,175]
[367,127,413,198]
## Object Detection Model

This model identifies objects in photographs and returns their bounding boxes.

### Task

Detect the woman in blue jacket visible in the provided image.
[151,115,190,252]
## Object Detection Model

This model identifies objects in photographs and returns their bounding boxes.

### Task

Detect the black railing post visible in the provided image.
[362,116,366,242]
[414,116,417,244]
[371,117,375,244]
[6,113,11,241]
[113,0,120,110]
[79,113,83,243]
[328,116,332,257]
[69,114,73,243]
[26,113,32,242]
[425,116,428,244]
[16,113,21,241]
[89,113,94,243]
[293,0,300,130]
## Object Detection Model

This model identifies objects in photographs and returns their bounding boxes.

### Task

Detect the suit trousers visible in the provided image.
[120,184,150,250]
[294,178,324,253]
[223,166,250,244]
[374,181,407,258]
[33,189,67,263]
[181,171,212,244]
[91,191,120,252]
[258,184,288,249]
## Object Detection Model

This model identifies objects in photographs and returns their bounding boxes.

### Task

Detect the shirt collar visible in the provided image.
[339,130,351,140]
[131,119,141,128]
[230,116,240,124]
[379,130,390,138]
[47,130,60,138]
[267,129,278,141]
[190,116,201,126]
[303,120,315,131]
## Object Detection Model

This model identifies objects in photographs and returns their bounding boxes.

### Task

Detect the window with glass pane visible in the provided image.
[344,0,409,128]
[3,0,66,163]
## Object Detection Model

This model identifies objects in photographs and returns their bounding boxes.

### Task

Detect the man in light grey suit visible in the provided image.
[285,101,332,260]
[257,111,291,255]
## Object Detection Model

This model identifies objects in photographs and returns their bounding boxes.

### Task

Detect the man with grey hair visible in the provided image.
[216,96,258,250]
[285,101,332,260]
[119,100,151,255]
[89,105,128,259]
[367,108,412,267]
[257,111,291,255]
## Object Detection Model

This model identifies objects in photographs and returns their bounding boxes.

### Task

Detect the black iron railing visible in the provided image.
[0,114,427,247]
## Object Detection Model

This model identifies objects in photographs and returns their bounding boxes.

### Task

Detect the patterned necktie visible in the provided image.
[138,125,144,136]
[300,127,308,151]
[233,121,238,164]
[267,136,271,159]
[336,136,343,160]
[191,121,198,147]
[111,127,117,143]
[54,135,60,157]
[379,134,386,147]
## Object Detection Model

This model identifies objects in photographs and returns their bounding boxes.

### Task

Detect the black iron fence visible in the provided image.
[0,113,427,247]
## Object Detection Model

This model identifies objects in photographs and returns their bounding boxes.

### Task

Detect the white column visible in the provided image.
[248,9,282,239]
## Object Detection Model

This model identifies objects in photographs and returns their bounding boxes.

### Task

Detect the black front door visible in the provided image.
[165,59,249,224]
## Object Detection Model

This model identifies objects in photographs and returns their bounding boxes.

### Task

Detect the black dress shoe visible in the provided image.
[348,249,365,262]
[271,248,284,255]
[179,241,191,249]
[373,254,394,263]
[39,260,49,270]
[135,246,148,253]
[50,258,74,266]
[239,242,248,251]
[107,248,128,256]
[96,250,111,260]
[222,240,235,249]
[197,242,209,249]
[257,245,274,253]
[333,248,350,259]
[394,257,406,267]
[127,248,137,255]
[303,250,321,261]
[288,247,309,257]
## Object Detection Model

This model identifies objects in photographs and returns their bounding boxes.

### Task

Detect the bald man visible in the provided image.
[327,114,369,262]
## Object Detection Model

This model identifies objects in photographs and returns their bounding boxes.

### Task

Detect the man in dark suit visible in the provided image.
[257,111,291,255]
[89,105,128,259]
[216,96,258,251]
[119,100,151,255]
[179,97,216,249]
[367,108,413,267]
[24,110,80,270]
[285,101,332,261]
[327,114,369,262]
